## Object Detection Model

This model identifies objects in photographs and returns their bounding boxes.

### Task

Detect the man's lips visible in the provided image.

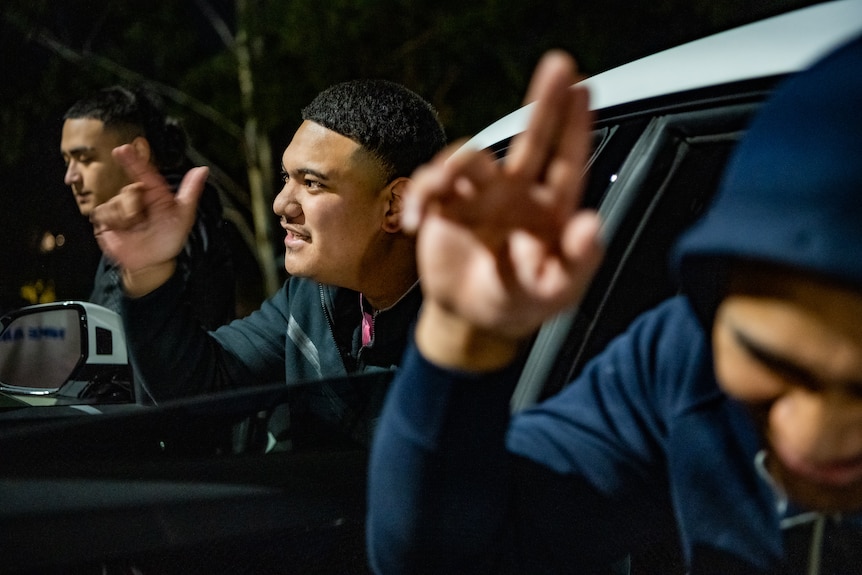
[773,442,862,488]
[283,226,310,247]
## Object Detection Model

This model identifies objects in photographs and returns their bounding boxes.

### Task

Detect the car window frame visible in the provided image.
[511,93,772,412]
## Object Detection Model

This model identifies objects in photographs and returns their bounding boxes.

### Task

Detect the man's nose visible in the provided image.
[64,162,79,187]
[771,388,862,462]
[273,180,299,217]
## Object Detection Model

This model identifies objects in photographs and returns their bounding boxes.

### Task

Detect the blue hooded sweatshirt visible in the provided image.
[367,34,862,575]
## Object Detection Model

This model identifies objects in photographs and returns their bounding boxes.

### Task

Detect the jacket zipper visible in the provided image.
[319,283,349,369]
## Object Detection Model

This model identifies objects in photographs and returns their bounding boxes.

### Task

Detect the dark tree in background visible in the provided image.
[0,0,820,314]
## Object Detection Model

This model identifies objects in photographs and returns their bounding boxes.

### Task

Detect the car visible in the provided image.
[473,0,862,413]
[1,2,861,572]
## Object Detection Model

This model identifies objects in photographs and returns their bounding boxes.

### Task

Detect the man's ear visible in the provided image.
[382,177,410,233]
[130,136,152,166]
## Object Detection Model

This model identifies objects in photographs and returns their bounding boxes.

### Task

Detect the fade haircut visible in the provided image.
[64,85,188,172]
[301,80,447,183]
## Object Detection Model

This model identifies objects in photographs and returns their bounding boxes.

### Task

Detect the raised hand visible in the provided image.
[90,144,208,296]
[405,51,605,370]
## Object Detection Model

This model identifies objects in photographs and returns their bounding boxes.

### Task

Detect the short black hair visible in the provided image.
[64,85,188,172]
[301,80,447,182]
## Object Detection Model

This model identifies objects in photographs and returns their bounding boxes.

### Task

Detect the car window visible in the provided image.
[514,102,762,410]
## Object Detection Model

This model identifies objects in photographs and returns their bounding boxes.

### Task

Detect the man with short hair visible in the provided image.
[367,37,862,573]
[61,86,235,329]
[90,80,446,447]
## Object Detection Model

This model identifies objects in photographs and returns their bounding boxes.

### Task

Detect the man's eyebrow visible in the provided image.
[731,325,818,386]
[63,146,96,156]
[732,325,862,394]
[280,163,330,181]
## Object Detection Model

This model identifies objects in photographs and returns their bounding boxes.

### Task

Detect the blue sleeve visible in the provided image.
[123,273,290,400]
[508,298,697,489]
[367,342,520,574]
[367,296,712,573]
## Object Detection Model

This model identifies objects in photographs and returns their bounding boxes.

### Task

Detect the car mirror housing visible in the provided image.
[0,302,133,404]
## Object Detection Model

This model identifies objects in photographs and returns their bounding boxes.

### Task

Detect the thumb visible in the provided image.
[175,166,209,213]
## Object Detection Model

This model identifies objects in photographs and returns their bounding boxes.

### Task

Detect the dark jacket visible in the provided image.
[366,34,862,575]
[369,298,862,574]
[91,176,235,330]
[123,271,422,446]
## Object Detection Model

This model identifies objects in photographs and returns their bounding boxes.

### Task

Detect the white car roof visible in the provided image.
[461,0,862,153]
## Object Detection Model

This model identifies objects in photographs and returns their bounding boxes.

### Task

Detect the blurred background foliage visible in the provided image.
[0,0,820,314]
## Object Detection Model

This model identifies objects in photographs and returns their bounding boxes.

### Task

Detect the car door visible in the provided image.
[508,90,777,573]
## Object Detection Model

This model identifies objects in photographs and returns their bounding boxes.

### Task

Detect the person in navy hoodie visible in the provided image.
[367,35,862,574]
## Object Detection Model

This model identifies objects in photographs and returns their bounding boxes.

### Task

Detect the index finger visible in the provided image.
[504,51,580,181]
[402,141,494,232]
[543,85,593,217]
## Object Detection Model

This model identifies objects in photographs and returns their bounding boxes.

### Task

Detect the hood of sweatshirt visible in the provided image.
[670,33,862,325]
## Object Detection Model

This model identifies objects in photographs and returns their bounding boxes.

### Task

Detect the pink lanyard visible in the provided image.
[360,295,374,347]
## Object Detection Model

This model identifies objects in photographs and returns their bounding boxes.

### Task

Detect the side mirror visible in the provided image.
[0,302,133,404]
